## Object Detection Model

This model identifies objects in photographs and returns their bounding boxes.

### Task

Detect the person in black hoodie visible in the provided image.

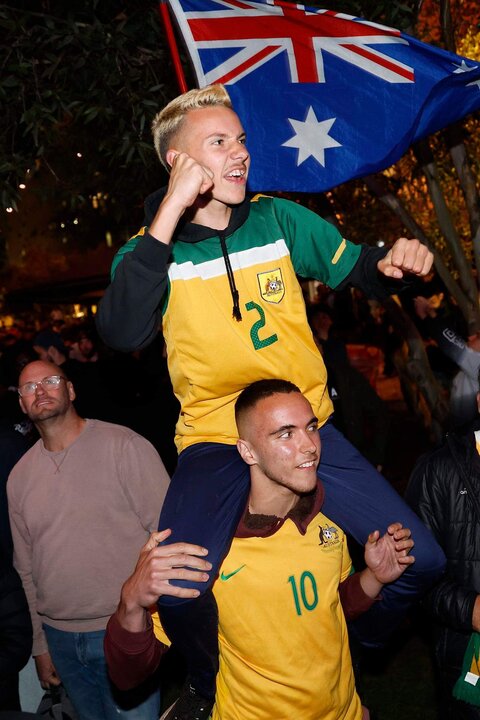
[406,376,480,719]
[97,84,443,720]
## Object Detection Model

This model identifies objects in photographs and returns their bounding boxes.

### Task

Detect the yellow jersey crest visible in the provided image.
[257,268,285,304]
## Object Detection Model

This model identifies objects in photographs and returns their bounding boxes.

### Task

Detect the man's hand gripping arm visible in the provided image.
[105,529,211,690]
[117,528,211,632]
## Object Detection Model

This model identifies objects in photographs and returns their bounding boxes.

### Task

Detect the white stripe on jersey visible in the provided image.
[168,239,290,281]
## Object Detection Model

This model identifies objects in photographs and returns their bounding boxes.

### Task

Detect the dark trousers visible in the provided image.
[158,422,446,696]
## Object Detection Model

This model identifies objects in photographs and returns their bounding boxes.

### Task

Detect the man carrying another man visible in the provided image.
[105,380,415,720]
[97,83,443,719]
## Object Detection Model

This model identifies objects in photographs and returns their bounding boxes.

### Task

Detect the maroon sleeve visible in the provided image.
[339,573,380,621]
[104,612,168,690]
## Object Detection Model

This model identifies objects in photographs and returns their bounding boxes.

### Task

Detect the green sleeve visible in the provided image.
[271,198,361,288]
[110,233,142,279]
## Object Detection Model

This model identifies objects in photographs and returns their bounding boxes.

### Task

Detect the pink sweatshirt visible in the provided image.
[8,419,169,655]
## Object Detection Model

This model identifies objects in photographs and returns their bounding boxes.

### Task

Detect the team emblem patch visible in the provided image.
[319,523,340,547]
[257,268,285,304]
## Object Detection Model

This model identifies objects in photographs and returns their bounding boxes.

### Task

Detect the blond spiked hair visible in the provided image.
[152,84,233,170]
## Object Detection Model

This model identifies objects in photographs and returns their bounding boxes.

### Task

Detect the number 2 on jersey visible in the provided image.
[246,301,278,351]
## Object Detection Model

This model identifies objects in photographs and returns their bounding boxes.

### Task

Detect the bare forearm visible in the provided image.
[149,193,188,245]
[116,599,151,634]
[339,573,377,621]
[358,567,383,600]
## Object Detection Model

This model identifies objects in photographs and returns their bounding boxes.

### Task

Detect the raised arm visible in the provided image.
[376,238,432,280]
[96,153,214,352]
[339,237,433,299]
[272,198,433,300]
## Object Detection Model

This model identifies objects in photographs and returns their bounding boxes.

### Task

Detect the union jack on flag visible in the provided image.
[167,0,480,192]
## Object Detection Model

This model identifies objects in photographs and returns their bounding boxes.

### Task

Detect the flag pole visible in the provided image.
[158,1,189,93]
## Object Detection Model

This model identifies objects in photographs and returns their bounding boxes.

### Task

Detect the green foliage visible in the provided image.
[0,0,422,231]
[0,0,462,260]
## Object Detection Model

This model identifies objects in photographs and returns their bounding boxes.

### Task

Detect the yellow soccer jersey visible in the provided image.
[152,511,362,720]
[161,196,361,452]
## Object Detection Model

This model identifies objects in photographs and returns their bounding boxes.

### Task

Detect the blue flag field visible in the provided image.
[167,0,480,192]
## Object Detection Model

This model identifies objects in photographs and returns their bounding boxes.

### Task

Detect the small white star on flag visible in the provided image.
[282,107,342,167]
[453,60,478,74]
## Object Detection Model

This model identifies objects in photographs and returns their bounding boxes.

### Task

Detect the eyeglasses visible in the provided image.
[18,375,66,398]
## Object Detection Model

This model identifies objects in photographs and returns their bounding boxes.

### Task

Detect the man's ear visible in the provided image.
[165,149,179,169]
[67,381,76,403]
[477,391,480,414]
[236,438,257,466]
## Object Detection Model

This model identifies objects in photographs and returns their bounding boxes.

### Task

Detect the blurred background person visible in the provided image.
[309,303,390,471]
[414,295,480,428]
[406,369,480,719]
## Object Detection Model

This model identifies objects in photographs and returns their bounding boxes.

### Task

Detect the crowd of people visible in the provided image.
[2,83,480,720]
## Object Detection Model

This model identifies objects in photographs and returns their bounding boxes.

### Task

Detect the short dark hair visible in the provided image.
[33,330,66,355]
[235,379,301,427]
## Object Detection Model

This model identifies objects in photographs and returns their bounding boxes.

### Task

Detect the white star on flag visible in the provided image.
[453,60,478,74]
[282,107,342,167]
[467,79,480,90]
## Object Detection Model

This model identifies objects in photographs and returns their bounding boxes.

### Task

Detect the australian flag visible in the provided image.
[167,0,480,193]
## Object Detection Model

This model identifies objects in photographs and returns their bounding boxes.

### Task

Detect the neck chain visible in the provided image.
[49,448,70,474]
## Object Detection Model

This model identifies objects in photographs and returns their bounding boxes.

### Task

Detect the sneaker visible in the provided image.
[159,684,214,720]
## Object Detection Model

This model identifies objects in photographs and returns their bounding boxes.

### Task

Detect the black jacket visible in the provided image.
[406,424,480,680]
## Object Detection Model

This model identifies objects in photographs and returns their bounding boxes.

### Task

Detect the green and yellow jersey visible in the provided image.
[112,196,361,452]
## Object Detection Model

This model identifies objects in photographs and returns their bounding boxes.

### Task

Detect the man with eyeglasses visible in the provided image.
[6,359,183,720]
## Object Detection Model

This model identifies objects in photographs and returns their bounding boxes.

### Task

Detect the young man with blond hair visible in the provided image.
[151,84,234,171]
[97,84,444,720]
